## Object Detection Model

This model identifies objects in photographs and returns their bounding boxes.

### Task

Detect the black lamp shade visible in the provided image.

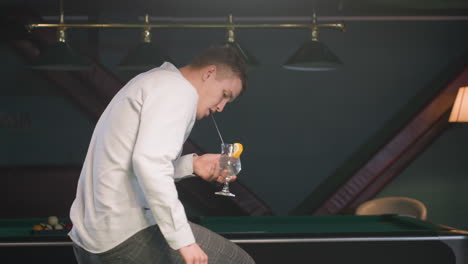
[283,40,342,71]
[30,42,91,71]
[117,42,174,71]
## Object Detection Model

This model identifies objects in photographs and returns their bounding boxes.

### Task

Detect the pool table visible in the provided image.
[1,215,467,264]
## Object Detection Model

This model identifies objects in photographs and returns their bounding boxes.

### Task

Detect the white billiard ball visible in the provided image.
[48,216,59,226]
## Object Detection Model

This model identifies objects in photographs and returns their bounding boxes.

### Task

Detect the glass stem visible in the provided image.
[222,182,230,192]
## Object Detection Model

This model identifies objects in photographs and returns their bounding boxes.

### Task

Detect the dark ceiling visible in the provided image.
[5,0,468,18]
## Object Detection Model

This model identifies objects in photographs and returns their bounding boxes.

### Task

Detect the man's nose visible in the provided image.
[216,100,228,112]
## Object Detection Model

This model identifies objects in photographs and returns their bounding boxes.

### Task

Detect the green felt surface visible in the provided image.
[0,218,70,238]
[196,215,445,234]
[0,215,446,238]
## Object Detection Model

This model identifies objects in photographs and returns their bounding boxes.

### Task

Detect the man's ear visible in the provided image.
[202,65,217,81]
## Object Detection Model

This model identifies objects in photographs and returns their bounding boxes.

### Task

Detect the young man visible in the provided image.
[69,46,254,264]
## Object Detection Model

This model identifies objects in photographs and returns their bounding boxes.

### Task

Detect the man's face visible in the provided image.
[196,69,242,120]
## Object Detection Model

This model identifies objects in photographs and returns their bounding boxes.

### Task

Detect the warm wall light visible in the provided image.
[449,87,468,122]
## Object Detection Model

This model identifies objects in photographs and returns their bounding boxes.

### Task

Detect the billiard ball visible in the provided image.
[48,216,59,226]
[32,225,43,231]
[37,222,52,230]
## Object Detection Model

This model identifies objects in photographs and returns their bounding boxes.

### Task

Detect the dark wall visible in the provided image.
[0,43,94,165]
[378,125,468,230]
[1,13,468,230]
[186,20,468,221]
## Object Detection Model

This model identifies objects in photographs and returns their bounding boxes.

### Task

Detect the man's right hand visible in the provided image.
[193,154,237,183]
[179,243,208,264]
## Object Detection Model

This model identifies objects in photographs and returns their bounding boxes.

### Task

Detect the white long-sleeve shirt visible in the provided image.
[69,62,198,253]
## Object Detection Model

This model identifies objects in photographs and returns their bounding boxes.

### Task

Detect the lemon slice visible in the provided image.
[232,143,244,158]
